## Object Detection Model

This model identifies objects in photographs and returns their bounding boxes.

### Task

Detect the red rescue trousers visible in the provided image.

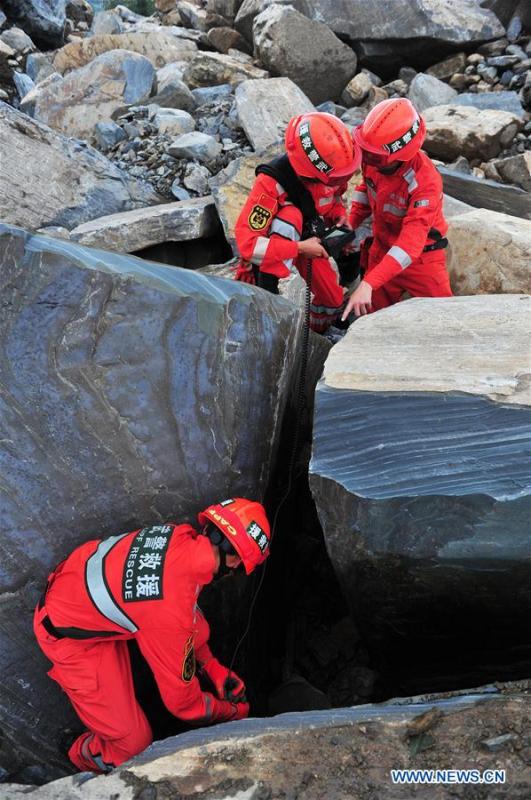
[365,239,453,312]
[34,603,152,772]
[237,204,345,333]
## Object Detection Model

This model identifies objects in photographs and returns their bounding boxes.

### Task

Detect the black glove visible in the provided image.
[258,271,280,295]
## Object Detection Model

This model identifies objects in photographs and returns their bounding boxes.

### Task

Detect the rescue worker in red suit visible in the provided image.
[234,112,361,333]
[34,498,271,773]
[342,98,453,320]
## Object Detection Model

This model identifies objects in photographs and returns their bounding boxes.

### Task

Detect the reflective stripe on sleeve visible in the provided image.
[270,218,300,241]
[388,245,412,269]
[383,203,406,217]
[352,190,369,205]
[250,236,269,265]
[403,168,418,193]
[85,534,138,633]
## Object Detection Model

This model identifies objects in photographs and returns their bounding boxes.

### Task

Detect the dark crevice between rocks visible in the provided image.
[133,230,232,271]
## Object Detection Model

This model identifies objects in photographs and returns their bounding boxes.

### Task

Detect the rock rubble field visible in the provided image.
[0,0,530,797]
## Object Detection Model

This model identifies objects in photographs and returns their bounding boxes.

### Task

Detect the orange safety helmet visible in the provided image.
[197,498,271,575]
[285,112,361,185]
[353,98,426,164]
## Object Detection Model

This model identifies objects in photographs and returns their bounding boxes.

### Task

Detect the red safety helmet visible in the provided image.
[197,498,271,575]
[353,98,426,165]
[285,112,361,185]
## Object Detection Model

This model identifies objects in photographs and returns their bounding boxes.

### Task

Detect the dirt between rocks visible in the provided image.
[121,694,531,800]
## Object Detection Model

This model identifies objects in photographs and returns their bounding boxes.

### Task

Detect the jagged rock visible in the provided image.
[53,32,197,74]
[12,72,34,100]
[0,223,303,780]
[153,108,196,136]
[0,102,160,231]
[168,131,222,162]
[206,0,243,22]
[207,26,250,55]
[183,162,211,194]
[94,120,127,151]
[66,0,94,25]
[1,0,66,47]
[183,51,268,88]
[341,72,373,107]
[20,72,62,116]
[426,52,467,81]
[31,50,155,140]
[491,151,531,191]
[2,689,531,799]
[439,167,531,220]
[235,0,312,41]
[310,294,531,692]
[253,5,357,105]
[150,63,196,110]
[25,51,54,83]
[192,84,233,104]
[450,90,525,118]
[91,9,125,35]
[171,182,191,200]
[235,77,314,152]
[447,208,531,294]
[177,0,226,31]
[0,27,35,54]
[423,104,523,160]
[408,73,457,112]
[69,197,218,251]
[0,11,6,30]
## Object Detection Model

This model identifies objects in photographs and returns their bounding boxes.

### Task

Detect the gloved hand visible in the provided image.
[230,701,249,721]
[234,264,256,284]
[202,657,247,702]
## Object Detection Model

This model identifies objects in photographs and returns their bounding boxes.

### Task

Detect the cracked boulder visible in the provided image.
[310,294,531,694]
[0,224,303,780]
[1,0,66,47]
[447,208,531,295]
[0,102,160,232]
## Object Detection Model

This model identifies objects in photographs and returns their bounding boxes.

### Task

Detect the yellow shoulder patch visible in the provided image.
[248,204,272,231]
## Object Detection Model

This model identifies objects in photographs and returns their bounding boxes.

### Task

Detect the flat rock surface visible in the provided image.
[447,209,531,295]
[69,197,218,251]
[439,167,531,220]
[322,294,531,404]
[53,31,197,73]
[3,690,531,798]
[0,225,303,779]
[311,294,531,693]
[0,102,160,231]
[235,77,314,152]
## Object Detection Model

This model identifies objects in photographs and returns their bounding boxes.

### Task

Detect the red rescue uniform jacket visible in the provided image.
[42,523,235,725]
[348,151,448,290]
[235,173,348,278]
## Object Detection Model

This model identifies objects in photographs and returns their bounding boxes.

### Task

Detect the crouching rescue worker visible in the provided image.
[34,498,271,773]
[234,112,361,333]
[342,98,453,320]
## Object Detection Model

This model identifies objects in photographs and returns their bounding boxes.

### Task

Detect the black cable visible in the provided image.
[228,258,313,677]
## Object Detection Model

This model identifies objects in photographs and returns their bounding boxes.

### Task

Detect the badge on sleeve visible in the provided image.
[182,635,195,683]
[248,193,276,231]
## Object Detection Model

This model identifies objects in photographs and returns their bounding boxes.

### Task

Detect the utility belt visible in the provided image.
[38,573,123,641]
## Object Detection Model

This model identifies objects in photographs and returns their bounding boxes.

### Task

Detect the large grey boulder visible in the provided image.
[491,151,531,191]
[235,77,314,151]
[0,224,303,780]
[310,294,531,692]
[408,72,457,112]
[31,50,156,140]
[447,208,531,295]
[69,197,218,252]
[450,90,525,118]
[53,32,197,74]
[253,5,357,105]
[235,0,312,41]
[423,104,523,161]
[1,0,66,47]
[0,102,160,232]
[304,0,505,46]
[168,131,223,163]
[2,688,530,798]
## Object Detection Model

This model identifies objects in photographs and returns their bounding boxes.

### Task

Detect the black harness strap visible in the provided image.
[255,155,324,235]
[424,227,448,252]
